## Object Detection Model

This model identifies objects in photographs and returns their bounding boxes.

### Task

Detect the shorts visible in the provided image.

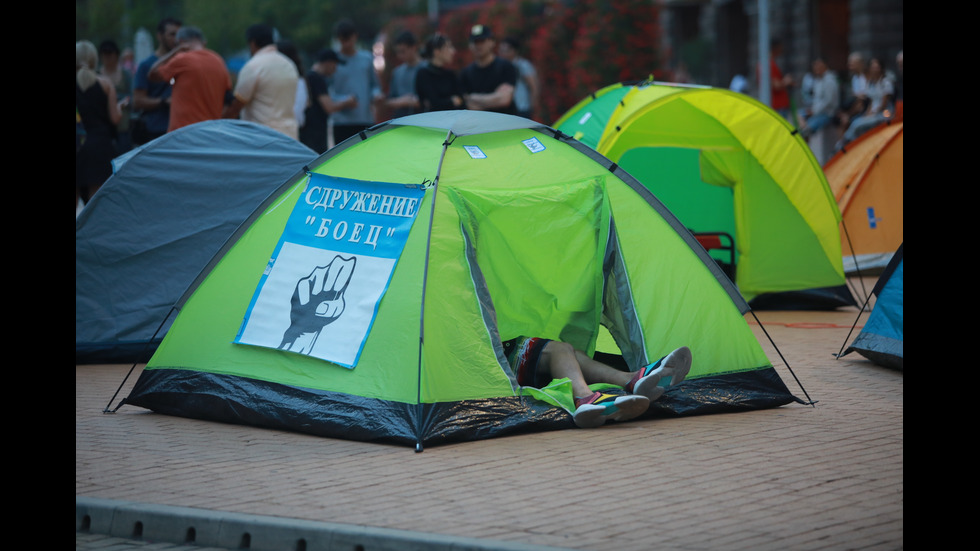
[502,336,552,388]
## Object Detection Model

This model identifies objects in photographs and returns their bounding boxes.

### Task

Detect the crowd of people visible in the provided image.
[761,44,903,163]
[76,19,543,213]
[79,16,900,210]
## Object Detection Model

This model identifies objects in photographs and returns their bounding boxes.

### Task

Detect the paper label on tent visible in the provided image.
[463,145,487,159]
[234,173,425,367]
[522,137,545,153]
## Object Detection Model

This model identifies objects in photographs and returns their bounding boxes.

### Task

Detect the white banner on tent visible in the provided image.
[235,173,425,367]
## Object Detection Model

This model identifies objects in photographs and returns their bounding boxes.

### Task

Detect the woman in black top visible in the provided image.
[415,34,465,112]
[76,40,122,206]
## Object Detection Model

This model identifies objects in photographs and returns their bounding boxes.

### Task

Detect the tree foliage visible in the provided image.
[76,0,422,62]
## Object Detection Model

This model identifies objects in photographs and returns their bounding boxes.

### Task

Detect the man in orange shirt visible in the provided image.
[149,26,232,132]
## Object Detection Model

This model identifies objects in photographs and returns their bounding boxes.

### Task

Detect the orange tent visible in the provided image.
[823,120,903,273]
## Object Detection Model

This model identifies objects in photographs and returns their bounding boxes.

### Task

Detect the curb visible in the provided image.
[76,496,572,551]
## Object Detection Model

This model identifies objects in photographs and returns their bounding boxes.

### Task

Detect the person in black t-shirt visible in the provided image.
[459,25,518,115]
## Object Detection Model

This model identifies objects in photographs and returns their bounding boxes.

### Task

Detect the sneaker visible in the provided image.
[572,391,650,429]
[624,364,666,403]
[652,346,693,388]
[628,346,693,398]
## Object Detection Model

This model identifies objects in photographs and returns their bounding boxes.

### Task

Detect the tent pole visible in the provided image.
[413,130,454,452]
[840,221,869,303]
[748,310,816,407]
[102,306,178,414]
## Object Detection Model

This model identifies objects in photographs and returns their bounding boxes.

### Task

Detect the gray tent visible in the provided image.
[76,120,317,364]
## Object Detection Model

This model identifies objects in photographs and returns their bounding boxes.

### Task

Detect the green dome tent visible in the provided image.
[119,111,802,449]
[555,82,855,310]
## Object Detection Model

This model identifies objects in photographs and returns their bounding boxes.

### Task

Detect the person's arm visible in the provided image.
[132,61,166,112]
[148,44,188,82]
[385,93,419,111]
[464,82,514,111]
[100,76,122,126]
[133,88,163,112]
[224,65,255,119]
[415,70,462,111]
[223,96,246,119]
[317,92,356,114]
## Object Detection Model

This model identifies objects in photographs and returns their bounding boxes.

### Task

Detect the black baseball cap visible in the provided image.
[317,48,345,64]
[469,24,493,42]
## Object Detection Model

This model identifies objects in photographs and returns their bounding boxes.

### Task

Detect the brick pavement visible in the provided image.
[76,291,902,551]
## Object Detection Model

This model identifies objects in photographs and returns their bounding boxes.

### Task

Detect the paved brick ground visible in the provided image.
[76,285,902,551]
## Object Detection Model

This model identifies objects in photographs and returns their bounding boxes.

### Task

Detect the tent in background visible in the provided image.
[120,111,802,449]
[823,120,903,275]
[76,120,317,364]
[555,81,855,310]
[839,243,903,370]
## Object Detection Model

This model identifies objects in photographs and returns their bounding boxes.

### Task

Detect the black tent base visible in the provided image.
[749,285,857,311]
[122,366,801,449]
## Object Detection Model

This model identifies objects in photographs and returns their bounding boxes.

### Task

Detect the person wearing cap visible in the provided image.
[300,49,357,153]
[459,24,519,115]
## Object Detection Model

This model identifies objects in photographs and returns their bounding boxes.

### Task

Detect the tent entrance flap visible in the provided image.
[448,177,610,354]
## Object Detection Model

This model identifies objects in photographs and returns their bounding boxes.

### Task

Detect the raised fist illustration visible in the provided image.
[279,255,357,354]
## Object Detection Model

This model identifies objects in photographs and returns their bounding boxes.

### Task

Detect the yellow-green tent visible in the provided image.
[556,82,855,309]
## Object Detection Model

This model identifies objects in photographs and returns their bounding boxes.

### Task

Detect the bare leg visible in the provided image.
[574,349,633,388]
[540,341,651,428]
[538,341,593,398]
[539,342,633,397]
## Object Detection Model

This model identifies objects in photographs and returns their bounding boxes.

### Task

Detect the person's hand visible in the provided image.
[279,256,356,353]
